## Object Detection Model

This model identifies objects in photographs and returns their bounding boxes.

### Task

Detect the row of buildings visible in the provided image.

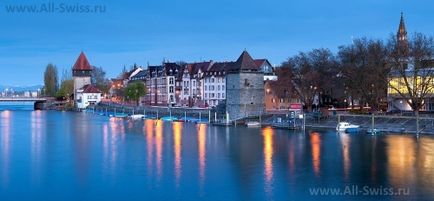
[111,51,301,112]
[72,50,300,120]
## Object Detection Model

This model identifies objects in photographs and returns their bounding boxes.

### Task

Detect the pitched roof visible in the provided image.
[72,52,92,71]
[208,62,232,72]
[254,59,267,68]
[163,63,182,76]
[228,50,260,72]
[82,84,102,93]
[189,61,213,74]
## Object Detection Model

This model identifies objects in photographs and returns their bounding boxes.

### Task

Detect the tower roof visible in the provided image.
[72,52,92,71]
[228,50,259,72]
[397,12,407,36]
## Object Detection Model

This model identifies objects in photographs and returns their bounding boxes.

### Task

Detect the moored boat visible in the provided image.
[336,122,360,132]
[246,121,261,128]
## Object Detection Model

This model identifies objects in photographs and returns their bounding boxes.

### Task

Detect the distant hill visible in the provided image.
[0,85,43,92]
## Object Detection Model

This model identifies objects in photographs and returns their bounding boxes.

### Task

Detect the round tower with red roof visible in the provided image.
[72,52,93,104]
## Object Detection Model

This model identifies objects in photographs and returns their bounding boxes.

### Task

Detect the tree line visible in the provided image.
[276,32,434,114]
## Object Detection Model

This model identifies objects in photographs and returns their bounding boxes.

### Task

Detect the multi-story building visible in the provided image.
[146,65,165,105]
[203,62,230,107]
[144,63,182,106]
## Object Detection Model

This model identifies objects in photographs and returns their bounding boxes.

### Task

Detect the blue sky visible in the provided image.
[0,0,433,85]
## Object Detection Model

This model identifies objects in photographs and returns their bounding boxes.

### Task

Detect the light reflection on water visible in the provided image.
[0,111,11,186]
[0,111,433,201]
[173,121,182,186]
[197,123,207,185]
[310,132,321,177]
[262,127,274,194]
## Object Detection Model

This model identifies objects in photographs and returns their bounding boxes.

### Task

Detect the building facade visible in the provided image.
[226,51,265,120]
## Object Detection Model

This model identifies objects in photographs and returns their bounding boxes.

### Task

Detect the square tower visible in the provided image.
[226,51,264,121]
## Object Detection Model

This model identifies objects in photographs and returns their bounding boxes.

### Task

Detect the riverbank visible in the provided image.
[85,103,434,135]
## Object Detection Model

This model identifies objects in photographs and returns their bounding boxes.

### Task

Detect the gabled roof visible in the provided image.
[208,62,232,72]
[130,70,147,81]
[189,61,213,75]
[72,52,92,71]
[128,67,143,79]
[163,63,182,76]
[254,59,272,68]
[228,50,260,72]
[81,84,102,93]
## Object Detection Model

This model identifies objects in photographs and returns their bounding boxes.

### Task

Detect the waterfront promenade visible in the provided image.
[88,102,434,135]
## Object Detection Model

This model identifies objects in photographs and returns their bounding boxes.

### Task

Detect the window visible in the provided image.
[169,78,174,84]
[211,78,214,83]
[222,93,225,98]
[244,79,249,87]
[218,93,220,98]
[218,85,220,91]
[169,86,174,93]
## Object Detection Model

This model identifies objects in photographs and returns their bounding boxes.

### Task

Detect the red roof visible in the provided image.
[254,59,267,68]
[82,84,102,93]
[72,52,92,71]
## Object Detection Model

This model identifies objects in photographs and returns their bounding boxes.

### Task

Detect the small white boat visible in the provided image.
[336,122,360,132]
[130,114,145,120]
[246,121,261,128]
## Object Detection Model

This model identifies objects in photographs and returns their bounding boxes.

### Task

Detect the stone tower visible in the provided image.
[226,51,264,121]
[72,52,92,104]
[397,12,409,56]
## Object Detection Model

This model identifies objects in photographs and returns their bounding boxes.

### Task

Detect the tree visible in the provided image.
[282,48,338,111]
[338,38,389,111]
[43,63,59,97]
[387,32,434,115]
[124,82,146,106]
[91,66,110,95]
[56,79,74,100]
[60,68,71,82]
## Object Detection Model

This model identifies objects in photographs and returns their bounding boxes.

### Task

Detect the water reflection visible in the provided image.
[339,134,351,180]
[418,137,434,187]
[155,120,163,178]
[173,121,183,186]
[310,132,321,177]
[0,111,11,186]
[386,136,416,188]
[145,120,154,173]
[31,111,44,182]
[262,127,274,193]
[108,118,124,172]
[198,124,207,184]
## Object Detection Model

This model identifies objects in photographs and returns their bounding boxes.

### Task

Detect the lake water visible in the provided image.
[0,110,433,201]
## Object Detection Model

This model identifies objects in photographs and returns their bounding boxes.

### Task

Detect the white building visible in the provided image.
[75,85,102,109]
[203,62,229,107]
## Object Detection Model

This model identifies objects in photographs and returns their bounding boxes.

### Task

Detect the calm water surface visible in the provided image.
[0,110,434,201]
